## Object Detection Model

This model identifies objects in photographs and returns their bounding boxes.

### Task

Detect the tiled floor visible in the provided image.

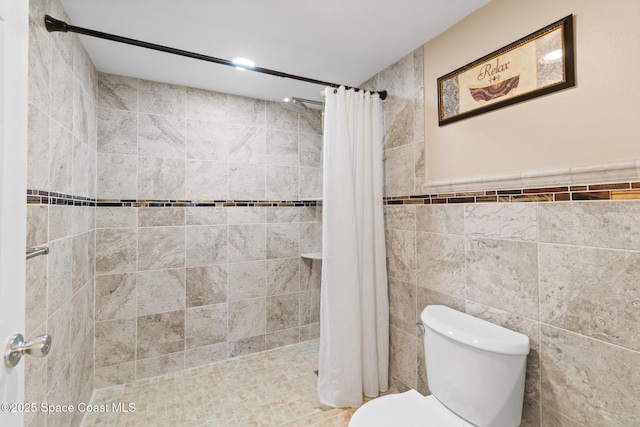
[82,340,387,427]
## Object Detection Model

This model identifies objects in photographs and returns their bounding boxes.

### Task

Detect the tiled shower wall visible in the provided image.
[368,48,640,425]
[95,73,323,201]
[26,0,98,426]
[93,73,323,387]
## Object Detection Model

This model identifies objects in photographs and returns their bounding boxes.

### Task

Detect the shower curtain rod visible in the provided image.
[44,15,388,100]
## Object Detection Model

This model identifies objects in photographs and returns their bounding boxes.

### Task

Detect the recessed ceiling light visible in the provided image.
[230,57,255,71]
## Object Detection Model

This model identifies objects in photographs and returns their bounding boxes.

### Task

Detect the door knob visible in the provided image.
[4,333,51,368]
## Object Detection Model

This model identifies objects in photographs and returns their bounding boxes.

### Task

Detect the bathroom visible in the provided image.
[2,0,639,425]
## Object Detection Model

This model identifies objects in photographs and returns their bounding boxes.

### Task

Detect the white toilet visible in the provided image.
[349,305,530,427]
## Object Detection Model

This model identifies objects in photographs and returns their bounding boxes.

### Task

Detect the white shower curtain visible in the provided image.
[318,86,389,408]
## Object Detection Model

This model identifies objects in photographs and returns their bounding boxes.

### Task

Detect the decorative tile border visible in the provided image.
[384,182,640,205]
[26,190,321,207]
[96,199,321,207]
[29,181,640,209]
[27,190,96,206]
[420,159,640,195]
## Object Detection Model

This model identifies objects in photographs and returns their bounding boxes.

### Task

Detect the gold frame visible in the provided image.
[437,15,575,126]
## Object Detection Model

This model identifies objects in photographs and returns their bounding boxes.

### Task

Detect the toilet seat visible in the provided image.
[348,390,474,427]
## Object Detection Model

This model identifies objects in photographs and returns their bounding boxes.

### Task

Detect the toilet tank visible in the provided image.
[421,306,529,427]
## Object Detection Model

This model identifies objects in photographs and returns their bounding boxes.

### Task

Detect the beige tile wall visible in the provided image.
[26,0,98,426]
[361,47,426,198]
[369,48,640,426]
[384,201,640,426]
[93,74,324,388]
[96,73,323,201]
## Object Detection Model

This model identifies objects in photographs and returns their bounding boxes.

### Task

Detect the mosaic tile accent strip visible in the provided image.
[82,340,390,427]
[27,189,97,206]
[97,199,321,208]
[26,190,320,208]
[384,181,640,205]
[29,181,640,208]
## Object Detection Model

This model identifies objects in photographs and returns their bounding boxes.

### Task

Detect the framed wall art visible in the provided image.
[438,15,575,126]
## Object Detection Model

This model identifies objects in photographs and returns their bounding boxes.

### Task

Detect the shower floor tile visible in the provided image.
[81,340,390,427]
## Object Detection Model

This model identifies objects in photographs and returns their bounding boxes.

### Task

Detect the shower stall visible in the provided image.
[24,1,327,423]
[92,72,327,383]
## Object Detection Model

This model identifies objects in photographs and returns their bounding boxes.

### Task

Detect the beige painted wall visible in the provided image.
[424,0,640,182]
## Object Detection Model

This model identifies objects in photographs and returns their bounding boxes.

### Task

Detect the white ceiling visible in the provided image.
[58,0,489,103]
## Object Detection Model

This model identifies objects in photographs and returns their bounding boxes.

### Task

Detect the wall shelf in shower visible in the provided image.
[301,252,322,260]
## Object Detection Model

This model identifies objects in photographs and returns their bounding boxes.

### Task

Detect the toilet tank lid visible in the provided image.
[421,306,530,356]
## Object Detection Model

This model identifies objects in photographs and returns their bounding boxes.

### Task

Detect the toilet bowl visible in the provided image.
[348,389,474,427]
[348,305,530,427]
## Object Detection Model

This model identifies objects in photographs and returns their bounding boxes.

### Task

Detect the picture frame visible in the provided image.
[437,14,575,126]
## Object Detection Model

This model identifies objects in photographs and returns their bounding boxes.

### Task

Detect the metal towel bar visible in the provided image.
[26,246,49,260]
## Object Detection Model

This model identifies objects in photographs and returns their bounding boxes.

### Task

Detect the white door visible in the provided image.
[0,0,28,425]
